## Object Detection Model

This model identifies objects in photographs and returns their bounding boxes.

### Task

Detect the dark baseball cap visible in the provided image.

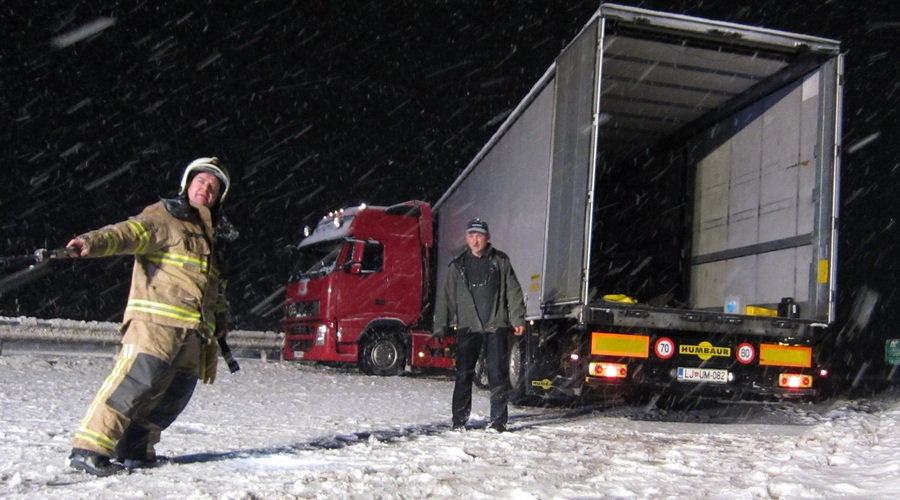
[466,218,489,234]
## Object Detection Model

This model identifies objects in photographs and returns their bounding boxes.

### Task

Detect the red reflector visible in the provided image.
[778,373,813,388]
[588,362,627,379]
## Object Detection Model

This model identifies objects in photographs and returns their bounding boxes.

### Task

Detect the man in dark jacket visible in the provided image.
[433,218,526,432]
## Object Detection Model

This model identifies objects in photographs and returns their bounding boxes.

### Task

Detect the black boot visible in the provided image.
[116,424,154,468]
[68,448,124,477]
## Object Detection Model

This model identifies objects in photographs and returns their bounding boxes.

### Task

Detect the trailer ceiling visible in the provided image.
[598,33,798,163]
[595,4,840,164]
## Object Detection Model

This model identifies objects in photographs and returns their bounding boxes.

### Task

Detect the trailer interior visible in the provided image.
[588,5,842,323]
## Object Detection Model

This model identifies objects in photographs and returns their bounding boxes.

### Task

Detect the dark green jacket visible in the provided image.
[434,244,526,335]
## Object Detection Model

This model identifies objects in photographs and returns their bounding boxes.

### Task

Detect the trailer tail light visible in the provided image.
[778,373,813,389]
[588,362,627,379]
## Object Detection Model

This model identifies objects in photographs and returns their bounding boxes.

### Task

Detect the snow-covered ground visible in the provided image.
[2,349,900,499]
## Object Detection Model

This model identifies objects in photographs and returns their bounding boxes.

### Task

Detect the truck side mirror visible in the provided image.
[347,262,363,275]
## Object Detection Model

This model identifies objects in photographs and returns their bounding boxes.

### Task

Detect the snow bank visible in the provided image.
[2,349,900,499]
[0,315,281,354]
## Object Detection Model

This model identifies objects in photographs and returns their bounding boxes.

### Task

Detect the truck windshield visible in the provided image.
[289,242,344,281]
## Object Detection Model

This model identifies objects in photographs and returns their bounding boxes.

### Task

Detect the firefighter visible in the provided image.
[66,157,238,476]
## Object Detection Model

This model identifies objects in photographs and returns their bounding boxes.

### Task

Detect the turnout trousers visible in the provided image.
[452,328,510,429]
[71,320,202,458]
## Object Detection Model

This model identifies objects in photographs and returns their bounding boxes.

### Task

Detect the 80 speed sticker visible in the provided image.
[736,342,755,364]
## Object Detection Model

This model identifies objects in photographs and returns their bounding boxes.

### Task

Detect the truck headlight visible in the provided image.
[315,324,328,346]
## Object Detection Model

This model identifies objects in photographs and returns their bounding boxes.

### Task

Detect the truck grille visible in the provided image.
[286,301,319,318]
[289,339,314,350]
[288,326,314,336]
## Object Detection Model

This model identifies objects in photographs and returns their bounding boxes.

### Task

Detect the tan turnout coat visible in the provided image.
[77,200,228,337]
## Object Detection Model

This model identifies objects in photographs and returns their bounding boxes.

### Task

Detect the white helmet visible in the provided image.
[179,157,231,202]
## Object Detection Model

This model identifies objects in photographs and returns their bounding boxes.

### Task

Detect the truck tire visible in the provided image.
[474,343,489,389]
[359,330,405,376]
[508,335,540,406]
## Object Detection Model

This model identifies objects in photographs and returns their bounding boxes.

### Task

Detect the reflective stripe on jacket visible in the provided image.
[78,200,228,337]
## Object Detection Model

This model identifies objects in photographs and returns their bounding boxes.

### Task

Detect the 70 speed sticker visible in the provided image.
[654,338,675,359]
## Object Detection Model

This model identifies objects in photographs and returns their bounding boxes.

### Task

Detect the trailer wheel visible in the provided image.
[508,335,539,406]
[359,330,405,376]
[474,344,489,389]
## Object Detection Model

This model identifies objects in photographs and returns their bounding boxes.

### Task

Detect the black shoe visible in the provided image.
[120,453,170,470]
[487,423,507,433]
[68,448,124,477]
[451,422,466,432]
[116,423,151,466]
[120,457,157,469]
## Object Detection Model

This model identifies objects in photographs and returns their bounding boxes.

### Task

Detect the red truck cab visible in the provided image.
[283,201,453,375]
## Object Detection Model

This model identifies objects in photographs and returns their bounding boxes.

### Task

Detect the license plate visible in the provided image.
[295,351,305,360]
[677,367,729,384]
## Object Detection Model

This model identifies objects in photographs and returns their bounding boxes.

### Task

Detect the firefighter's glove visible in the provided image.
[200,342,219,384]
[432,327,448,340]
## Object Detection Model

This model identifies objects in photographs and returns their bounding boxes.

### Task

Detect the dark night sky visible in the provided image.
[2,0,898,365]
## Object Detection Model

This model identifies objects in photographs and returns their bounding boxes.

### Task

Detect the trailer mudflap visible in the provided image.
[519,322,597,401]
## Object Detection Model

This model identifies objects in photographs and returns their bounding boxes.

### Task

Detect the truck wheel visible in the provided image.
[508,335,539,406]
[359,330,405,376]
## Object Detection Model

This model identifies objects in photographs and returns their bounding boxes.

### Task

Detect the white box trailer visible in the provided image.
[434,4,842,403]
